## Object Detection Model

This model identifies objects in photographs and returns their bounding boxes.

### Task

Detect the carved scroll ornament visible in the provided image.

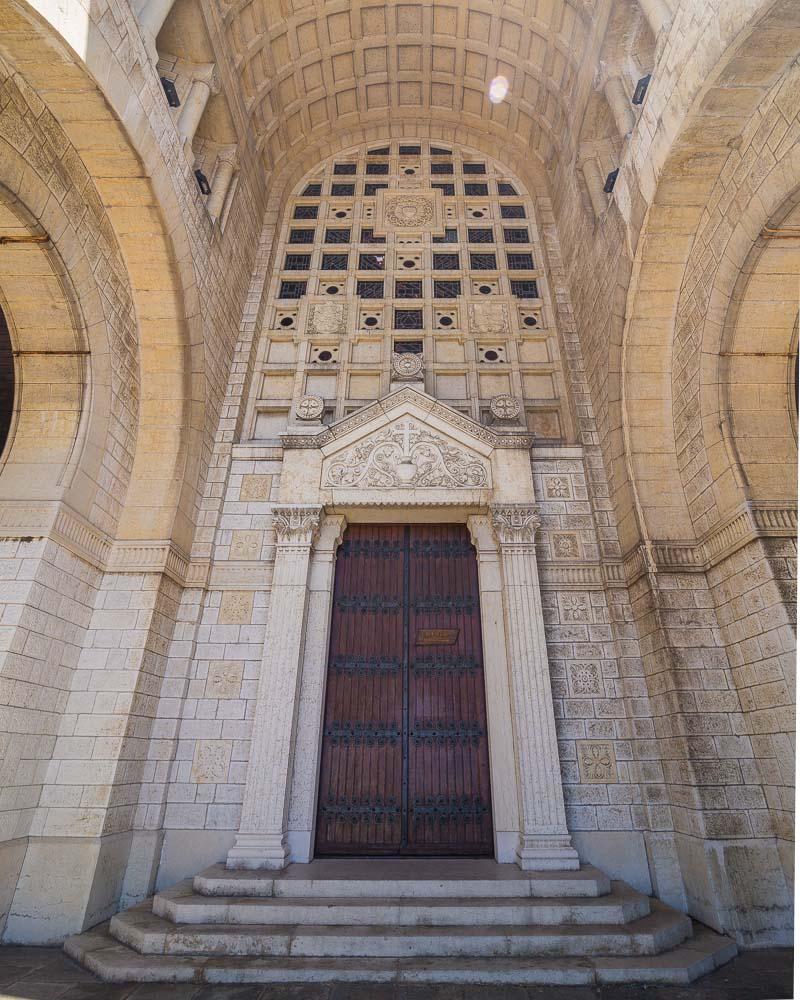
[324,420,489,490]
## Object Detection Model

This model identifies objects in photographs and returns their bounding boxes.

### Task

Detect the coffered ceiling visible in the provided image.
[215,0,606,177]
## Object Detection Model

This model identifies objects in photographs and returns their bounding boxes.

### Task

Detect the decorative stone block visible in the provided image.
[230,531,262,561]
[218,591,254,625]
[577,740,617,783]
[568,662,603,697]
[206,661,244,699]
[559,593,591,623]
[240,474,272,501]
[191,740,232,783]
[469,301,510,335]
[545,475,572,498]
[308,301,347,336]
[552,533,580,559]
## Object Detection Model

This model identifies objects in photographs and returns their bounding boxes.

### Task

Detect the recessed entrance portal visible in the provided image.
[315,523,493,857]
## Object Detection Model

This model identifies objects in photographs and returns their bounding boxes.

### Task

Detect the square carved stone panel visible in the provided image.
[375,188,445,236]
[577,740,617,784]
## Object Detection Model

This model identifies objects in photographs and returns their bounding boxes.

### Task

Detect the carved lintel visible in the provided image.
[490,503,541,545]
[272,504,323,546]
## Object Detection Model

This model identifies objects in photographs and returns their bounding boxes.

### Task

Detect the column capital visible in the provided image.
[272,504,323,546]
[490,503,541,545]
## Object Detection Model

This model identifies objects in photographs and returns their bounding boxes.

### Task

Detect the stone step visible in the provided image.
[110,898,692,958]
[194,860,611,899]
[65,922,737,986]
[153,879,651,927]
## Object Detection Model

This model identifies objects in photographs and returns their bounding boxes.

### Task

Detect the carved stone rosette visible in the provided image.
[296,394,324,422]
[391,351,424,382]
[490,503,541,545]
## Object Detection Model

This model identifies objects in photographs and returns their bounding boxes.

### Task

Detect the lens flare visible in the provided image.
[488,76,509,104]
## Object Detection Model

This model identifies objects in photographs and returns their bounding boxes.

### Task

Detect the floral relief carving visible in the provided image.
[391,352,424,381]
[324,420,489,489]
[552,533,580,559]
[559,593,590,623]
[577,740,617,783]
[568,662,603,697]
[545,476,571,498]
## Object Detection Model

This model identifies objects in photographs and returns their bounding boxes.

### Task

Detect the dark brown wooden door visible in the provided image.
[315,523,493,856]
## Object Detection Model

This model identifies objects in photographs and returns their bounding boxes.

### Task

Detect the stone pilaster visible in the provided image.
[581,158,608,218]
[490,503,580,871]
[226,504,322,869]
[287,512,346,861]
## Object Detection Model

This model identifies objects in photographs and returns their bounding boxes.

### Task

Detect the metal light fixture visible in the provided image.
[160,77,180,108]
[603,168,619,193]
[194,170,212,195]
[632,74,651,105]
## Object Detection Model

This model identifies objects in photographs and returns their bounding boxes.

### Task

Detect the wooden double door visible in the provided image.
[315,523,493,856]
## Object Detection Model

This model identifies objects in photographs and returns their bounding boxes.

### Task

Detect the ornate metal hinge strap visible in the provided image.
[320,796,400,822]
[332,657,401,674]
[411,721,484,745]
[341,539,404,558]
[412,657,479,673]
[334,595,402,613]
[410,539,475,557]
[412,595,476,613]
[324,723,401,746]
[412,795,490,820]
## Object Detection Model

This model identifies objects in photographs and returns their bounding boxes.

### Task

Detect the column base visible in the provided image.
[516,834,581,871]
[225,833,289,871]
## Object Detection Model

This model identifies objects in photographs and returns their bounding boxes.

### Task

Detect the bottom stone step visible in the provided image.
[65,922,737,986]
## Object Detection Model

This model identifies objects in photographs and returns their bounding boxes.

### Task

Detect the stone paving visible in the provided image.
[0,946,792,1000]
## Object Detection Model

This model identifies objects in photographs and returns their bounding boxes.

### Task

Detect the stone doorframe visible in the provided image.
[226,387,579,872]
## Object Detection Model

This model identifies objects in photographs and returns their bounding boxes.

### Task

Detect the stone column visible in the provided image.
[638,0,671,37]
[227,504,322,870]
[490,503,579,871]
[177,76,213,156]
[467,515,520,863]
[207,148,237,220]
[581,159,608,218]
[135,0,176,62]
[287,513,346,862]
[603,76,636,137]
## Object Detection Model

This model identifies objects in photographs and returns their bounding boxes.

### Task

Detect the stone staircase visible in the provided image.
[64,859,737,986]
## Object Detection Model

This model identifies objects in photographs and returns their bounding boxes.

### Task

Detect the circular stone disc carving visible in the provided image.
[392,352,424,380]
[385,195,434,228]
[489,393,521,421]
[296,394,325,421]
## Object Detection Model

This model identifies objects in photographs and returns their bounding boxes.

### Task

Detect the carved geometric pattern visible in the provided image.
[324,419,489,489]
[567,662,603,697]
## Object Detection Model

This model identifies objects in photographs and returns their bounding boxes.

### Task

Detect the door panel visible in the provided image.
[315,523,493,856]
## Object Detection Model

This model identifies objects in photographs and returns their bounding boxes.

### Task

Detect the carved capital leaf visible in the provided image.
[272,504,323,545]
[490,503,541,544]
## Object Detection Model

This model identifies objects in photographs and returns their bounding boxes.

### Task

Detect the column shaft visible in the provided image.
[603,76,636,137]
[582,159,608,218]
[491,504,579,871]
[177,79,212,146]
[207,153,237,219]
[638,0,671,36]
[227,505,322,869]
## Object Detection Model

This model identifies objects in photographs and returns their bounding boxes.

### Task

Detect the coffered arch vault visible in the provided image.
[220,0,603,180]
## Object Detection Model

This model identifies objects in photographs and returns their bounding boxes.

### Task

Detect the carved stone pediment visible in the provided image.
[323,419,490,490]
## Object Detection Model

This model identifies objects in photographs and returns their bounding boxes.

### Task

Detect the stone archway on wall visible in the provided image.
[225,387,581,875]
[619,3,800,550]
